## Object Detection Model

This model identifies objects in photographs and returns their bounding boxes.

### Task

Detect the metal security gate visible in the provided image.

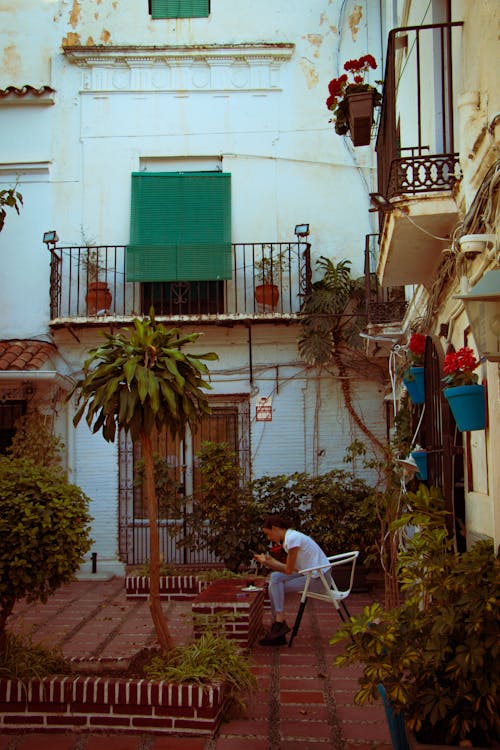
[421,336,466,550]
[118,400,250,565]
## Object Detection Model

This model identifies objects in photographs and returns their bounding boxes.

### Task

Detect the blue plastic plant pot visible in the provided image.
[443,384,486,431]
[377,685,409,750]
[403,367,425,404]
[410,451,428,481]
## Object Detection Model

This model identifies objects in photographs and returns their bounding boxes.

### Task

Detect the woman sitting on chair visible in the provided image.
[254,514,331,646]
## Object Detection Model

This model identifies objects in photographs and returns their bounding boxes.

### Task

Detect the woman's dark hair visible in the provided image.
[262,514,291,530]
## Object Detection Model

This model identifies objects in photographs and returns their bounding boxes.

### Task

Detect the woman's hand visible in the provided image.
[253,552,268,566]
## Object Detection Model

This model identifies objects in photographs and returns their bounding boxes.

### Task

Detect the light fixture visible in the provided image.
[458,233,496,257]
[369,192,392,212]
[43,230,59,245]
[454,268,500,361]
[294,224,310,237]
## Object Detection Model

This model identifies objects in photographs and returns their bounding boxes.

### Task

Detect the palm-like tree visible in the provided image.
[298,257,386,454]
[71,311,218,651]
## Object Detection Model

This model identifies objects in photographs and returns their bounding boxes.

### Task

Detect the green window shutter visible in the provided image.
[126,172,232,282]
[151,0,209,19]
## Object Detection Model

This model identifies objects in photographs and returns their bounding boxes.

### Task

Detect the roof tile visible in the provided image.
[0,340,56,371]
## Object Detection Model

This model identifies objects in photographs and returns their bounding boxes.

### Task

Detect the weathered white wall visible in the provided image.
[1,0,388,567]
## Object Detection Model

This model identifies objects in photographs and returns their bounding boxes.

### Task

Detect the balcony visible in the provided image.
[374,21,463,287]
[48,241,311,326]
[362,233,406,355]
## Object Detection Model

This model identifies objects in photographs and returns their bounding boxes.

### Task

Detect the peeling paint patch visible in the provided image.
[100,29,111,44]
[348,5,363,40]
[62,32,82,47]
[69,0,81,29]
[306,34,323,59]
[2,45,21,78]
[300,59,319,89]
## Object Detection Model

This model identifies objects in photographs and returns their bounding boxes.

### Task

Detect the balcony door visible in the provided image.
[126,171,232,315]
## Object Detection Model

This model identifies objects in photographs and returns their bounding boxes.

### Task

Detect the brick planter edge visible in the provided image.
[0,675,229,735]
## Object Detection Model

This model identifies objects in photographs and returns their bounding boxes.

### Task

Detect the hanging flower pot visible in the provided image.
[442,347,485,431]
[255,283,279,309]
[410,450,428,481]
[443,384,486,431]
[403,366,425,404]
[346,90,377,146]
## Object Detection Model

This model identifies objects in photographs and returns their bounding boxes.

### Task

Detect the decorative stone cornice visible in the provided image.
[62,44,294,93]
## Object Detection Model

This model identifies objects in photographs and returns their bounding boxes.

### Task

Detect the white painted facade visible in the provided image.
[0,1,388,573]
[374,0,500,552]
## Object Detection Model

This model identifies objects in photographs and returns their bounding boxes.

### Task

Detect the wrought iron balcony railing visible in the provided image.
[375,21,463,200]
[48,241,311,321]
[364,233,408,324]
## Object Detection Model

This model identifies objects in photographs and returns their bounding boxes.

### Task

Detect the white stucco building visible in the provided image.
[1,1,389,573]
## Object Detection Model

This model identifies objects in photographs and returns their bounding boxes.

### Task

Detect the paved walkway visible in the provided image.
[1,577,392,750]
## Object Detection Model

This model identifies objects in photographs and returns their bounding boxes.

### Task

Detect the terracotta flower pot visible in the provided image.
[255,283,279,309]
[86,281,112,315]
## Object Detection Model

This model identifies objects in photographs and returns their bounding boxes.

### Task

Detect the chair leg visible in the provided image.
[340,600,351,619]
[288,599,308,647]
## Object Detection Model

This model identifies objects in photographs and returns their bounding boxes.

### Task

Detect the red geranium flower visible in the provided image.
[442,347,480,387]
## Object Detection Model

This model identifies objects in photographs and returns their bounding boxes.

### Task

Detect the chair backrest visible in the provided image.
[328,550,359,595]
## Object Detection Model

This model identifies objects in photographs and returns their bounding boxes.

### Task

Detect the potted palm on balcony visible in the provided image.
[326,55,382,146]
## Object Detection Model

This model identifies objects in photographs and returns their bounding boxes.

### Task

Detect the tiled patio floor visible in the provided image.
[2,577,393,750]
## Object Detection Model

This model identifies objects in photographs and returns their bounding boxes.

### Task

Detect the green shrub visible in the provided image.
[0,457,93,646]
[331,488,500,746]
[0,631,70,681]
[144,631,257,708]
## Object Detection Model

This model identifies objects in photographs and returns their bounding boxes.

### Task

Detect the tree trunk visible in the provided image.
[140,431,175,652]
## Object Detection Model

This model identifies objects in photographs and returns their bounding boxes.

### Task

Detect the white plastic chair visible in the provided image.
[288,550,359,647]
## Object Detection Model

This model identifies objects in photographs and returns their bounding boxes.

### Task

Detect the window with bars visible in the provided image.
[149,0,210,19]
[132,403,248,520]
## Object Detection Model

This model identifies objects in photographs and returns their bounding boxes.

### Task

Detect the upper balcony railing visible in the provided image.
[364,233,407,323]
[48,241,311,322]
[375,21,463,200]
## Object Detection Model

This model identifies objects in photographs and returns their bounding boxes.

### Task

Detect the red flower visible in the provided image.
[409,333,426,356]
[326,55,381,135]
[442,347,480,387]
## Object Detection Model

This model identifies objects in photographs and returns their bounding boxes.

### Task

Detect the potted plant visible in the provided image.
[326,55,382,146]
[330,486,500,749]
[254,246,290,309]
[400,333,426,405]
[442,347,486,431]
[83,247,112,315]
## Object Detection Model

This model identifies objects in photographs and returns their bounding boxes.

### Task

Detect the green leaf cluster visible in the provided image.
[0,631,70,681]
[0,457,93,642]
[0,186,23,233]
[330,488,500,746]
[185,442,379,572]
[144,630,257,709]
[298,257,365,365]
[71,312,218,443]
[7,411,64,468]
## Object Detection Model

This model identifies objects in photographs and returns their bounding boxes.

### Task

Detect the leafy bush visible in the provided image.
[144,631,257,708]
[331,488,500,746]
[187,443,378,570]
[0,457,93,646]
[0,631,70,681]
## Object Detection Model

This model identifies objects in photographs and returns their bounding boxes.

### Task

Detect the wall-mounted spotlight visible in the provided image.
[294,223,310,237]
[369,193,392,213]
[43,230,59,245]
